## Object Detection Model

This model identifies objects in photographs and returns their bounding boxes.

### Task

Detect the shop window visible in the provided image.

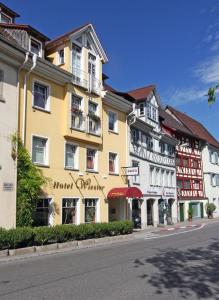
[85,198,96,223]
[62,198,77,224]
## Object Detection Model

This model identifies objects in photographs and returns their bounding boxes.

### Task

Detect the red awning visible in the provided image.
[107,187,143,199]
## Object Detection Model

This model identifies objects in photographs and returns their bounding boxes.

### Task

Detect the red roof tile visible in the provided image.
[167,106,219,148]
[126,85,155,101]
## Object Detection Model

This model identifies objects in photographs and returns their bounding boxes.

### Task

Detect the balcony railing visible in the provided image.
[70,111,101,136]
[71,112,85,131]
[72,67,102,95]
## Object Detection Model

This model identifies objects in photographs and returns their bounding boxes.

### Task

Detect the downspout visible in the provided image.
[14,51,29,228]
[22,54,37,145]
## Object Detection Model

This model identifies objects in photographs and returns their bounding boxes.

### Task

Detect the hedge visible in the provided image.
[0,221,133,250]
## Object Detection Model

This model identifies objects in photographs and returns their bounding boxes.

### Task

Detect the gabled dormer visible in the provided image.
[46,24,108,96]
[0,2,19,24]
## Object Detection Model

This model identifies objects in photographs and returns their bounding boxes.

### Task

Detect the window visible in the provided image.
[176,155,181,166]
[32,136,48,165]
[193,159,198,168]
[209,150,212,163]
[161,169,165,186]
[72,44,82,84]
[167,145,175,157]
[184,180,191,189]
[33,82,49,110]
[58,48,64,65]
[131,129,139,143]
[85,198,96,223]
[183,157,189,167]
[146,102,157,122]
[139,103,144,116]
[171,172,174,187]
[62,198,77,224]
[214,152,218,164]
[0,13,12,23]
[132,160,140,184]
[108,111,118,132]
[88,53,96,77]
[65,143,78,169]
[160,142,165,154]
[30,38,42,57]
[177,179,183,189]
[88,101,100,135]
[109,152,118,174]
[87,148,97,171]
[156,168,160,186]
[211,174,217,186]
[194,180,200,190]
[71,95,84,130]
[147,136,153,151]
[150,166,155,185]
[33,198,51,226]
[217,175,219,186]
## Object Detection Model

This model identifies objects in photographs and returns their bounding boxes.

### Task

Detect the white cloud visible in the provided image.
[164,87,207,106]
[194,55,219,84]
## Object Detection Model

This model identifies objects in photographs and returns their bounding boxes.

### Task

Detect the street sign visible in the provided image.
[125,167,139,176]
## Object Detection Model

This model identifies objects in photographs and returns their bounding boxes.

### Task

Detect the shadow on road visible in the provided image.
[133,238,219,299]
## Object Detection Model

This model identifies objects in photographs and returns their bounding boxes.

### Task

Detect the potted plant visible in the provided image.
[205,203,216,219]
[188,208,193,221]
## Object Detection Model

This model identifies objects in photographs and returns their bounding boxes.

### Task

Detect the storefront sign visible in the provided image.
[3,182,14,191]
[53,178,104,191]
[125,167,139,176]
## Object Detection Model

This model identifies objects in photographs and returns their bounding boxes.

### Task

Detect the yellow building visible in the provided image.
[13,22,133,226]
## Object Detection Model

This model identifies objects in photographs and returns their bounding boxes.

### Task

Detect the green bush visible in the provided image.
[0,221,133,250]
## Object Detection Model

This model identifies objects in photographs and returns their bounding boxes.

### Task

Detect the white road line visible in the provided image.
[144,223,206,240]
[179,226,186,229]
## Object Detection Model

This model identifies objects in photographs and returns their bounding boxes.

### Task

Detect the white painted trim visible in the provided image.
[29,37,43,58]
[61,197,80,225]
[31,133,50,166]
[32,78,51,112]
[64,140,79,170]
[0,12,12,23]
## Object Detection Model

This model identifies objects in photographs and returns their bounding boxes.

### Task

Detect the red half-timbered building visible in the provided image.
[159,107,207,221]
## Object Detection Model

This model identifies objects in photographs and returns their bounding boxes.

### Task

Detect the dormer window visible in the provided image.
[139,103,144,116]
[146,102,157,122]
[30,38,42,57]
[0,13,12,23]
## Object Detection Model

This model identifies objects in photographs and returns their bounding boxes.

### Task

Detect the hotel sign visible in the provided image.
[53,178,104,191]
[125,167,139,176]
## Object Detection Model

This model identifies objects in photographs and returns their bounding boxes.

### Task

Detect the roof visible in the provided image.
[167,105,219,148]
[0,23,50,41]
[0,2,20,18]
[159,108,193,136]
[46,23,90,49]
[126,85,155,102]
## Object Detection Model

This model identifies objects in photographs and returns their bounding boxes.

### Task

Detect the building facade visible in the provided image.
[118,86,178,228]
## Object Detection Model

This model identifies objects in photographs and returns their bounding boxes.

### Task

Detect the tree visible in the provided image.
[207,84,219,104]
[14,135,48,227]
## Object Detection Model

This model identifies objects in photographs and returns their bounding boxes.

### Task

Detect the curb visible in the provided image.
[0,234,133,261]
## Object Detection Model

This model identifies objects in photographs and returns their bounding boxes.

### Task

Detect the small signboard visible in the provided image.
[125,167,139,176]
[3,182,14,192]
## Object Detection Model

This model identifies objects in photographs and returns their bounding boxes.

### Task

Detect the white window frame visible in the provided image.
[108,152,119,175]
[139,103,145,116]
[29,37,42,57]
[57,48,65,65]
[108,110,118,133]
[61,197,80,225]
[64,141,79,170]
[0,12,12,23]
[86,147,98,172]
[84,198,99,223]
[132,160,140,184]
[31,134,49,166]
[32,79,50,112]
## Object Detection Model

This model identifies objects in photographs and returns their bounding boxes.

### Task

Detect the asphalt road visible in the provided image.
[0,222,219,300]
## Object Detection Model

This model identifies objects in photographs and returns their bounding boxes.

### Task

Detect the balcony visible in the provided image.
[72,67,102,95]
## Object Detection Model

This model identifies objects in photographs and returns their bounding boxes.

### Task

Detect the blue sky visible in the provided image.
[6,0,219,139]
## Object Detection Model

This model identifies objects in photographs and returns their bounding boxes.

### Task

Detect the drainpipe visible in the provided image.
[22,54,37,145]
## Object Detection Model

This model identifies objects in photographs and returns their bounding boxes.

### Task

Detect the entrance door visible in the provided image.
[147,199,153,225]
[132,199,141,228]
[179,203,184,222]
[158,198,165,224]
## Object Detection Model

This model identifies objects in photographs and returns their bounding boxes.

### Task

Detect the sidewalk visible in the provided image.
[0,217,218,263]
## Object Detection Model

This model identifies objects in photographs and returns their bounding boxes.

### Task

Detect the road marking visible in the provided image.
[144,223,206,240]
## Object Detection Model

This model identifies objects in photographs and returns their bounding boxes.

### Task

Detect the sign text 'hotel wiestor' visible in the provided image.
[53,178,104,191]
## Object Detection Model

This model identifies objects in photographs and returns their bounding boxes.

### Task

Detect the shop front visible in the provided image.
[107,187,143,226]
